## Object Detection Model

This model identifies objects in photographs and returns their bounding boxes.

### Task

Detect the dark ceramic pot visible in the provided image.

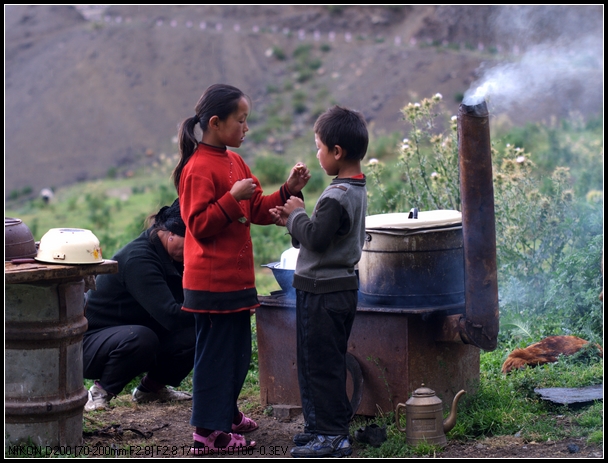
[5,217,38,261]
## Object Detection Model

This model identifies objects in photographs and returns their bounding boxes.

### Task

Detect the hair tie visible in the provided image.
[193,114,200,124]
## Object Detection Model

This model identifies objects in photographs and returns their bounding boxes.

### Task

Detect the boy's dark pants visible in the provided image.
[296,289,358,436]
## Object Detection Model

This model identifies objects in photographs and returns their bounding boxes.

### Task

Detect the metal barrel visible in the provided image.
[5,279,88,447]
[457,100,499,351]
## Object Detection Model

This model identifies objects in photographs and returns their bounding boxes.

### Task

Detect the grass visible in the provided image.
[349,349,603,457]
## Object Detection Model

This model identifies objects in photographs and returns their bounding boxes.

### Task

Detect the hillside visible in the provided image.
[4,5,603,198]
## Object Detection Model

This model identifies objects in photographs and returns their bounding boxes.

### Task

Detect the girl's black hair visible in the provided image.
[172,84,249,191]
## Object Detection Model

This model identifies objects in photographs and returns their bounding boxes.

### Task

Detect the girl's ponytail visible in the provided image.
[172,115,199,192]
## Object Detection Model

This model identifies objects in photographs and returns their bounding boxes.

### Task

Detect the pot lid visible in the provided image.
[365,210,461,230]
[413,385,436,397]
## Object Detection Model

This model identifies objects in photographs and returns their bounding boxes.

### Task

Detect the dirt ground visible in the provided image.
[81,397,603,459]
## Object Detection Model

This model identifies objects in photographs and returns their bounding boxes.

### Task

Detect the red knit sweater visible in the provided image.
[179,143,293,313]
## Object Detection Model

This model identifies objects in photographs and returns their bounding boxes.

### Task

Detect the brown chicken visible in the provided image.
[501,335,603,374]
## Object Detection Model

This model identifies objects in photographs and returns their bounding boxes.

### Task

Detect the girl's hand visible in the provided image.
[286,163,311,194]
[269,206,289,227]
[270,196,305,226]
[231,178,257,201]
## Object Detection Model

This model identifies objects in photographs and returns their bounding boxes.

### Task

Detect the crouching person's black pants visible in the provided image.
[83,324,195,396]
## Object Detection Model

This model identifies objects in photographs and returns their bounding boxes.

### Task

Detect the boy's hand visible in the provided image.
[283,196,305,214]
[286,162,311,194]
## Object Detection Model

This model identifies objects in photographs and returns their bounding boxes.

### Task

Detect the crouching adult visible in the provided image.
[83,198,195,411]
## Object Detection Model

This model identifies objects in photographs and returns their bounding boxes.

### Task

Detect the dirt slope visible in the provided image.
[4,5,603,197]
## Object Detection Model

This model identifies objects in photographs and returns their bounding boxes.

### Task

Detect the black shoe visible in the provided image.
[354,424,387,447]
[290,434,352,458]
[293,432,315,446]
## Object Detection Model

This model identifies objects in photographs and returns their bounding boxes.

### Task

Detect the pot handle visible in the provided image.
[395,403,407,432]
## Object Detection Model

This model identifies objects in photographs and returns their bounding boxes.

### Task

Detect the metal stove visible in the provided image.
[256,293,480,416]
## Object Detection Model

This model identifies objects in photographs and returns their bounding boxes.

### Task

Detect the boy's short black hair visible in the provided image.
[314,105,368,161]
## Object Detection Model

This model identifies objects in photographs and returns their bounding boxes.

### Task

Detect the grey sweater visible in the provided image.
[286,176,367,294]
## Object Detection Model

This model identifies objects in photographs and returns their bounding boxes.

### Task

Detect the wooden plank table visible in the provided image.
[5,259,118,284]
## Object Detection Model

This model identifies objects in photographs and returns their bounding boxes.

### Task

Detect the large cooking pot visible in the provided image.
[5,217,38,261]
[358,210,464,309]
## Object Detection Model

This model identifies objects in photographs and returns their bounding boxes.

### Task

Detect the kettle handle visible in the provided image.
[395,403,407,432]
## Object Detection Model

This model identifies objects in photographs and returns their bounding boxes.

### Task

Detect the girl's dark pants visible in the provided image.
[190,310,252,432]
[296,289,357,436]
[83,325,195,396]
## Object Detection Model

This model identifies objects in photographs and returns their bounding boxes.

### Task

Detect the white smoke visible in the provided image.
[463,8,603,115]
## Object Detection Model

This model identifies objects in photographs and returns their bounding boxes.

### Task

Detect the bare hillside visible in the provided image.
[5,5,603,197]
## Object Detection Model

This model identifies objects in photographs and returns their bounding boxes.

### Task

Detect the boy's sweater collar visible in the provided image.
[331,175,366,185]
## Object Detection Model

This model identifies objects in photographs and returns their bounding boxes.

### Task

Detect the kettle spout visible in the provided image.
[443,390,466,433]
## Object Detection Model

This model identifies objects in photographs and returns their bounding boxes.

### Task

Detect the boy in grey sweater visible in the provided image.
[270,105,368,458]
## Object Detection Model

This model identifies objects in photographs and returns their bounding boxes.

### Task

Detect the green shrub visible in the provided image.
[106,166,118,179]
[295,69,313,83]
[293,43,312,60]
[254,154,290,186]
[304,169,330,194]
[271,46,286,61]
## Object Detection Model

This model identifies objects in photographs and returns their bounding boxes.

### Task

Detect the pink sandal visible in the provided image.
[190,431,256,455]
[232,412,259,433]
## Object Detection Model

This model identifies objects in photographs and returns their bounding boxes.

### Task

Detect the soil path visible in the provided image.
[81,399,603,459]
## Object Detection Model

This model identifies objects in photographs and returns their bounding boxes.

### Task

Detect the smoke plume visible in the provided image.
[463,7,603,116]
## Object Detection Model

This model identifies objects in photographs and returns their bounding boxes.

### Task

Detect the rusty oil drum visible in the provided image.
[5,279,89,447]
[358,210,464,309]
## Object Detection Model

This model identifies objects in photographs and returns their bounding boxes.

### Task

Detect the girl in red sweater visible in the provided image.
[173,84,310,453]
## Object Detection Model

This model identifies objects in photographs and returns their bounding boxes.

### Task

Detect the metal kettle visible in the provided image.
[395,384,466,447]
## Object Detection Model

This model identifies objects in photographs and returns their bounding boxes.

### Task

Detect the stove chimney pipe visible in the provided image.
[457,100,499,351]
